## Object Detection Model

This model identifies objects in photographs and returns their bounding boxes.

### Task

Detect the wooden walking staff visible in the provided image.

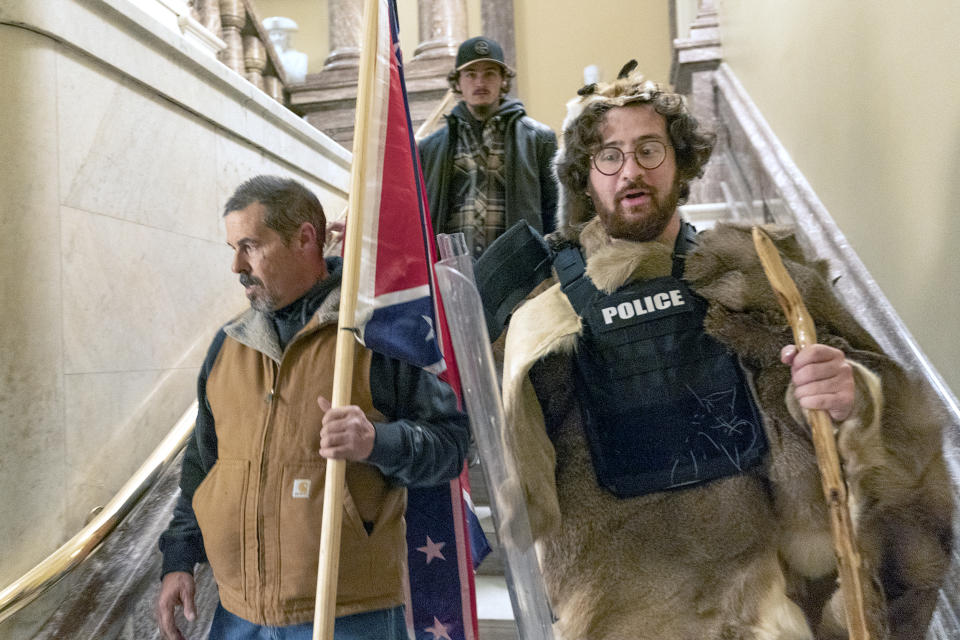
[752,227,879,640]
[313,0,383,638]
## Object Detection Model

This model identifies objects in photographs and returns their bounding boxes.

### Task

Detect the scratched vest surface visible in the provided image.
[564,250,767,498]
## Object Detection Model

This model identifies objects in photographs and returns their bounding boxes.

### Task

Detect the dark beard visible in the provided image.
[468,102,497,121]
[600,180,681,243]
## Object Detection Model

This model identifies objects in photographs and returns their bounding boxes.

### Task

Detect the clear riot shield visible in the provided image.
[435,233,555,640]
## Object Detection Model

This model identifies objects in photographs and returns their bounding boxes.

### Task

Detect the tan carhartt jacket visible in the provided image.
[194,296,406,625]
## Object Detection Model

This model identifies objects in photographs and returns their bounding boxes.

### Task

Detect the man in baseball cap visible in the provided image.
[419,36,557,258]
[455,35,509,72]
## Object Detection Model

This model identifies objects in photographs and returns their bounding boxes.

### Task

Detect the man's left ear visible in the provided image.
[298,222,319,251]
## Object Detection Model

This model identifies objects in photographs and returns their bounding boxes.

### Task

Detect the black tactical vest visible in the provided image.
[555,224,767,498]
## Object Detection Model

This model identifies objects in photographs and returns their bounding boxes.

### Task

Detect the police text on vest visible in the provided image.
[601,289,685,325]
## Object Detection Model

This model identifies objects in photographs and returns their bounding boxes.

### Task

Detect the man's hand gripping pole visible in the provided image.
[752,227,881,640]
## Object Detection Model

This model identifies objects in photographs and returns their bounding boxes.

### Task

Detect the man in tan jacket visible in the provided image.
[156,176,469,639]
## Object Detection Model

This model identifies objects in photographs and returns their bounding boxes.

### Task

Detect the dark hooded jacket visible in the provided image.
[419,99,558,238]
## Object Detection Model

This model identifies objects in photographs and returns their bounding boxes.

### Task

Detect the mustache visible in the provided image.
[616,181,654,200]
[239,273,263,287]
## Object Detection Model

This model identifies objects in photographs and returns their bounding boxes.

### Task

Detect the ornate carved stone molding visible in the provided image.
[194,0,222,35]
[218,0,246,74]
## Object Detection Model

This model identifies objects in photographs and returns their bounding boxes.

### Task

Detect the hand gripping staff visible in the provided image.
[313,0,382,638]
[752,227,884,640]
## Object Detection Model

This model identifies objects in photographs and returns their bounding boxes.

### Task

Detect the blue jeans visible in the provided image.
[207,603,407,640]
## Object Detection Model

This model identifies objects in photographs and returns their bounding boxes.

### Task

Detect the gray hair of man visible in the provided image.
[223,175,326,253]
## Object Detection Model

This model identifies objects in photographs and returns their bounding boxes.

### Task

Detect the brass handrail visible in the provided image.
[0,402,198,623]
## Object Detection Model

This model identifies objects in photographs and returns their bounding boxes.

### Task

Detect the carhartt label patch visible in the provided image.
[292,479,311,498]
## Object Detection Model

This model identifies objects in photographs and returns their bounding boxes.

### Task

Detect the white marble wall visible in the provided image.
[0,25,68,588]
[0,0,350,588]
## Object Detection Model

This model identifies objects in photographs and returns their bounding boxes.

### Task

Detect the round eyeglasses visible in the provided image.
[592,140,671,175]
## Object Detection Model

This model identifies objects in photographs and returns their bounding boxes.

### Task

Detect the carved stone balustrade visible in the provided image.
[218,0,246,74]
[194,0,222,35]
[210,0,288,102]
[243,34,267,89]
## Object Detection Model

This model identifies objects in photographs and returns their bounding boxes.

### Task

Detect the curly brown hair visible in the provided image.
[555,68,715,233]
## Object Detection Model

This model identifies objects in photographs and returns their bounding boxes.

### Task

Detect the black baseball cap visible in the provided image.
[455,36,512,72]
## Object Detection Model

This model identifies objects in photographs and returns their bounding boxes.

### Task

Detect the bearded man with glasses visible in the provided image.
[486,62,952,640]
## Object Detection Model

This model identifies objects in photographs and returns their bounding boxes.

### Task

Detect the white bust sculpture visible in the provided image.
[263,15,308,84]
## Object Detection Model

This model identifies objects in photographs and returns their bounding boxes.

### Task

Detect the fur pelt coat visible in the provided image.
[498,219,953,640]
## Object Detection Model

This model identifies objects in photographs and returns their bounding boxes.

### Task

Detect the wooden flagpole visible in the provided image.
[414,89,455,141]
[313,0,382,638]
[752,227,880,640]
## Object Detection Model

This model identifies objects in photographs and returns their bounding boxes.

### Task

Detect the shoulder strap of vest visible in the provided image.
[555,220,697,313]
[474,221,553,340]
[671,220,699,278]
[553,246,598,315]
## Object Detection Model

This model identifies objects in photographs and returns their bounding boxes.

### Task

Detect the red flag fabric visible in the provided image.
[348,2,490,638]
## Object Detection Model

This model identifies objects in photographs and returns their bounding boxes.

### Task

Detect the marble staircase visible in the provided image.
[0,450,524,640]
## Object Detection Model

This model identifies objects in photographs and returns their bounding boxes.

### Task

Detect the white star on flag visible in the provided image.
[424,616,452,640]
[421,314,435,341]
[416,535,446,564]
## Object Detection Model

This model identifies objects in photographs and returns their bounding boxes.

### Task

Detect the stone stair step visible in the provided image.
[469,461,521,635]
[476,575,518,640]
[468,461,489,507]
[478,618,520,640]
[474,505,505,577]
